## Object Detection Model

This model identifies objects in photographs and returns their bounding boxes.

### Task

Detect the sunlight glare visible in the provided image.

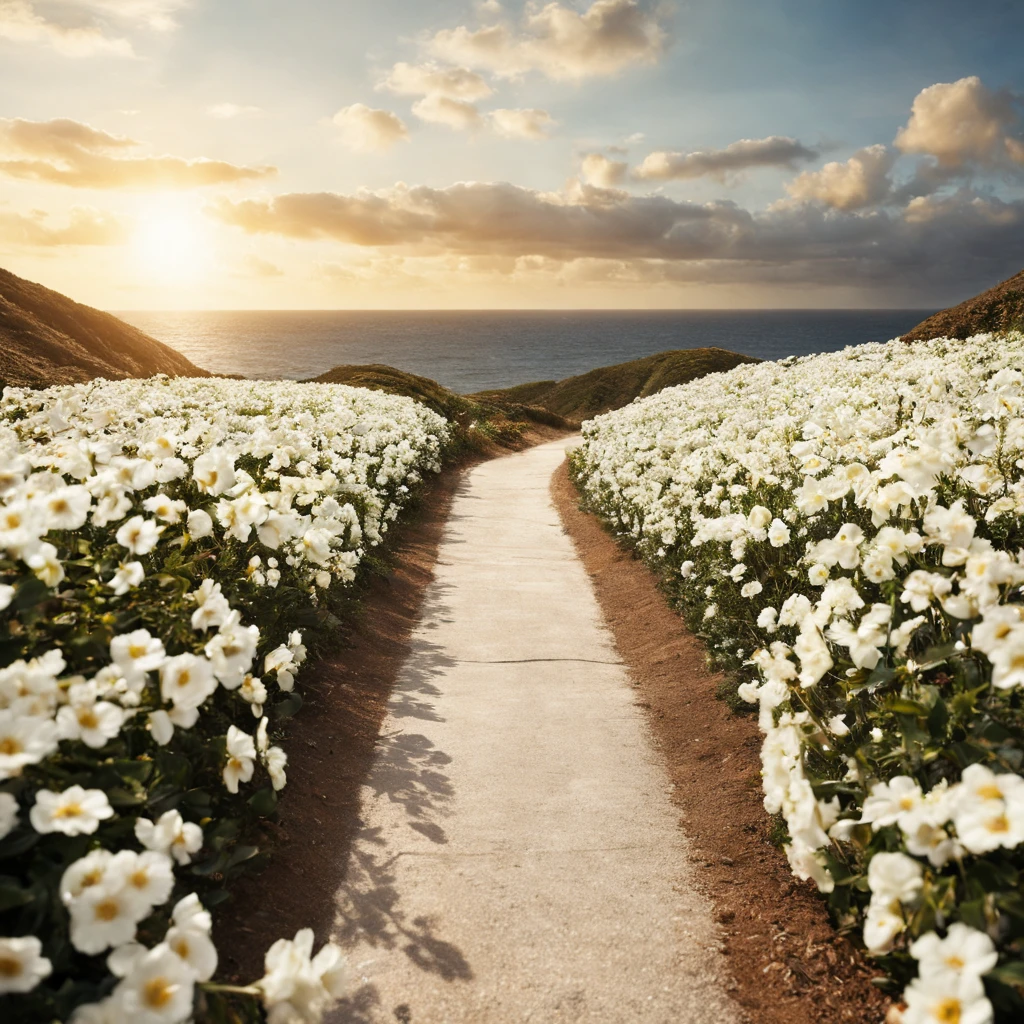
[131,197,213,286]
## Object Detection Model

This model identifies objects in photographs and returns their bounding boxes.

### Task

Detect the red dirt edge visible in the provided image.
[550,461,893,1024]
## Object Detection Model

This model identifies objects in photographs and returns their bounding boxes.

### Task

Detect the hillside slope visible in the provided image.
[307,363,572,452]
[474,347,760,421]
[0,267,207,388]
[901,268,1024,342]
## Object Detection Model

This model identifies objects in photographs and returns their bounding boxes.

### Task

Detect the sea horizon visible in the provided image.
[118,307,938,394]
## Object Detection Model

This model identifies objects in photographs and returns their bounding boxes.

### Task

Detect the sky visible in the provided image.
[1,0,1023,310]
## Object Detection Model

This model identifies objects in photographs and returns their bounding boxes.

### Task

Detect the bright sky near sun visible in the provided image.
[1,0,1023,309]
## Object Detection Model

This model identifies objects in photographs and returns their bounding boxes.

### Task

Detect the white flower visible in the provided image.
[61,849,114,902]
[192,448,237,496]
[0,936,52,994]
[56,698,124,749]
[265,746,288,791]
[115,849,175,909]
[159,653,217,710]
[114,943,196,1023]
[258,929,349,1024]
[679,560,695,578]
[741,580,763,598]
[900,969,993,1024]
[867,851,923,904]
[165,894,217,982]
[767,518,791,546]
[115,516,163,556]
[190,579,231,631]
[69,882,148,955]
[30,785,114,835]
[25,541,64,587]
[0,583,14,610]
[860,776,925,831]
[0,710,59,779]
[135,810,204,865]
[910,923,998,979]
[108,560,145,595]
[110,629,166,681]
[204,611,259,689]
[186,508,214,539]
[223,725,256,793]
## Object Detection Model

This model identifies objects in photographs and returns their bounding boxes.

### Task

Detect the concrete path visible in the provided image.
[329,437,740,1024]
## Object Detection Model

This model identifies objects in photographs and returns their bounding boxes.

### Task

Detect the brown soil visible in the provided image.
[213,427,566,983]
[550,463,892,1024]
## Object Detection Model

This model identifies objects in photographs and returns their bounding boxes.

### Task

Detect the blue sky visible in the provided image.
[1,0,1022,308]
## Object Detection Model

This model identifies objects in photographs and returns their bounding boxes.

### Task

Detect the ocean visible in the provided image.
[118,309,936,394]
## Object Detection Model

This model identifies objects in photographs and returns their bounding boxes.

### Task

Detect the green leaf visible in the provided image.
[248,787,278,816]
[988,962,1024,987]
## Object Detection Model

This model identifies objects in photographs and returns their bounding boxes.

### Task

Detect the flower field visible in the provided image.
[0,376,448,1023]
[571,333,1024,1023]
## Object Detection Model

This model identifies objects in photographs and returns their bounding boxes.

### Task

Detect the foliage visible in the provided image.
[571,332,1024,1023]
[0,375,448,1023]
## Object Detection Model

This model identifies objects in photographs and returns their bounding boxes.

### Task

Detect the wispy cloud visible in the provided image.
[488,107,555,140]
[0,0,190,56]
[0,117,276,188]
[428,0,668,81]
[0,205,128,246]
[635,136,819,182]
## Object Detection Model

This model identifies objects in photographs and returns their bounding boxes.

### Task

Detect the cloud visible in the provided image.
[488,107,555,140]
[635,136,820,181]
[0,205,128,246]
[331,104,409,152]
[0,117,276,188]
[895,76,1023,168]
[784,145,896,211]
[207,103,262,120]
[428,0,668,81]
[208,178,1024,294]
[380,61,493,101]
[0,0,189,56]
[581,152,628,187]
[412,95,482,131]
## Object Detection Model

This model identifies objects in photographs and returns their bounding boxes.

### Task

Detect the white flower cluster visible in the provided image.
[572,332,1024,1021]
[0,375,448,1020]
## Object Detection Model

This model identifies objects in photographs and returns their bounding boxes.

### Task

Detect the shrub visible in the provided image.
[0,375,448,1023]
[571,333,1024,1022]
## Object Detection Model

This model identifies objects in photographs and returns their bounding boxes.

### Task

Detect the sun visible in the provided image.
[131,197,213,285]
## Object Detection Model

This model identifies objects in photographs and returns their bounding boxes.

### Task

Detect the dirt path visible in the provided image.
[328,437,740,1024]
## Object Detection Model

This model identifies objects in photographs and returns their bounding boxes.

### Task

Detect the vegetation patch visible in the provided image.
[0,375,448,1023]
[571,332,1024,1023]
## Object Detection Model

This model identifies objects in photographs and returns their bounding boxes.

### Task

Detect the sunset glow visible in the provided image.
[0,1,1022,310]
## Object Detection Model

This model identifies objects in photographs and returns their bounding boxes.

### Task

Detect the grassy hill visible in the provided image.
[474,347,760,421]
[0,266,208,389]
[307,363,572,452]
[902,268,1024,342]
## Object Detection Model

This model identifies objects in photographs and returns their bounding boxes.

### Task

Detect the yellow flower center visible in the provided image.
[0,956,23,978]
[977,784,1002,801]
[935,997,961,1024]
[0,737,22,755]
[81,869,103,888]
[986,814,1010,834]
[94,898,120,922]
[142,977,176,1009]
[78,709,99,730]
[177,670,191,687]
[172,937,190,959]
[129,644,147,659]
[945,955,965,970]
[53,802,83,820]
[130,869,150,890]
[899,797,915,811]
